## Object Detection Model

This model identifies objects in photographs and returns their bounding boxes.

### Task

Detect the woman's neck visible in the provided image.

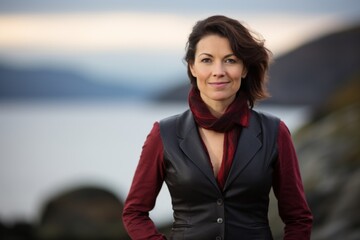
[201,95,235,118]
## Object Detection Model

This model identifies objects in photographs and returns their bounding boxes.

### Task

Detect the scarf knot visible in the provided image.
[188,87,250,132]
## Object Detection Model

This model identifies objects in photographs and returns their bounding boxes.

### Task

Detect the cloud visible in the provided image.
[0,12,196,52]
[0,11,345,56]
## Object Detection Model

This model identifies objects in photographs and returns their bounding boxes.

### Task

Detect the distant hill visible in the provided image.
[266,22,360,106]
[156,23,360,107]
[0,64,149,101]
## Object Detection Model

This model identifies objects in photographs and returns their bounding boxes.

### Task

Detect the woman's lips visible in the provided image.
[209,81,230,87]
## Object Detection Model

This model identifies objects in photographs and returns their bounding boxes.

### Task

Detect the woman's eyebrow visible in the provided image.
[197,53,235,58]
[224,53,236,58]
[197,53,213,57]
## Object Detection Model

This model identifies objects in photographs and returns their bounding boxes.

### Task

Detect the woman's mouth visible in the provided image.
[209,81,230,87]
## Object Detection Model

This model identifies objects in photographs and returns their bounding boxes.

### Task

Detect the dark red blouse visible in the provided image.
[123,119,313,240]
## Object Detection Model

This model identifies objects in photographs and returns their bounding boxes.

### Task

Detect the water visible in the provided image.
[0,101,309,225]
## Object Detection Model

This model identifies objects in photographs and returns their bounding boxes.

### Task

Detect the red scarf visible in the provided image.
[188,87,250,190]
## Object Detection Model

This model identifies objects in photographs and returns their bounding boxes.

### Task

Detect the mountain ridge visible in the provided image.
[0,64,150,101]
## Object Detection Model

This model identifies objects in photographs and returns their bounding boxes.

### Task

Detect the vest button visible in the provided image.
[217,198,223,205]
[217,218,223,224]
[216,236,222,240]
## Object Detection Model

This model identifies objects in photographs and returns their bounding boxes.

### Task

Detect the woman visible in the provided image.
[122,15,313,239]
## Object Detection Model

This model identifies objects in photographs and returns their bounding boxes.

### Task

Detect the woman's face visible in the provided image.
[190,34,247,106]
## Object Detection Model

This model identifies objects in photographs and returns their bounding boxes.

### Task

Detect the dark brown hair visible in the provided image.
[185,15,271,108]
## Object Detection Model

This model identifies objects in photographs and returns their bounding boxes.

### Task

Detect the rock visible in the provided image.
[36,185,129,240]
[293,77,360,239]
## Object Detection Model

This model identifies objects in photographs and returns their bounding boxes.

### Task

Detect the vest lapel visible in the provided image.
[178,111,220,192]
[223,112,262,191]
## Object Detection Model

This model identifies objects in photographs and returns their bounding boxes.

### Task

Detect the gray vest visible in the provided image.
[160,109,280,240]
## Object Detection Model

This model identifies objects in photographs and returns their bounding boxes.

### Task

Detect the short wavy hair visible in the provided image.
[185,15,271,108]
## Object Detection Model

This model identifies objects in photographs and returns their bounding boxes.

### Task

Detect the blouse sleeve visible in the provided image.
[122,122,167,240]
[273,121,313,240]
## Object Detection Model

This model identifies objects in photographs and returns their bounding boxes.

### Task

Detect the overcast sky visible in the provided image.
[1,0,359,15]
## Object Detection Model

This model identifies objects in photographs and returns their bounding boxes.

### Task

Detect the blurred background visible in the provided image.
[0,0,359,239]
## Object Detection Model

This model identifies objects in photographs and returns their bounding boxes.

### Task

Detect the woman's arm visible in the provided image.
[122,122,167,240]
[273,121,313,240]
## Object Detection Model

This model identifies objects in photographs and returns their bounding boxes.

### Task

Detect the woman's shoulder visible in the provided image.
[251,109,280,122]
[250,109,281,131]
[251,109,292,139]
[158,109,196,141]
[159,109,192,128]
[160,109,191,122]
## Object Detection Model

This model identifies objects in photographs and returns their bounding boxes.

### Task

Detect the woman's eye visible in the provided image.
[225,58,237,63]
[200,58,212,63]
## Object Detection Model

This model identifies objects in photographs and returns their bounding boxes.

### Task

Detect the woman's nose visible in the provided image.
[212,62,225,77]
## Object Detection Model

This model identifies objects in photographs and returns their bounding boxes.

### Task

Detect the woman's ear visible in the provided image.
[242,68,248,79]
[189,61,197,78]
